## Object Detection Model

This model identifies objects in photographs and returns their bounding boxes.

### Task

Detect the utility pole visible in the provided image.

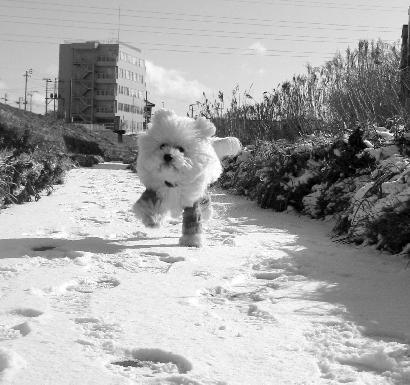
[15,97,23,109]
[189,103,197,118]
[1,93,8,104]
[144,90,148,129]
[69,78,72,122]
[43,78,52,115]
[23,68,33,111]
[53,78,57,115]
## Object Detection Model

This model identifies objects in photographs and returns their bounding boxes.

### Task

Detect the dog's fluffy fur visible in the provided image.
[133,109,241,247]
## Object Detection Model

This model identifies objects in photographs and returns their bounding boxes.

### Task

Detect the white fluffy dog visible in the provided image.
[133,109,241,247]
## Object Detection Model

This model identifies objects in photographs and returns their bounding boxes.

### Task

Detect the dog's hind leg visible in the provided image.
[179,202,203,247]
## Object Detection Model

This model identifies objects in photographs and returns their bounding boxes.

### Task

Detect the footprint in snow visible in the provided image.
[74,317,122,341]
[111,348,192,376]
[0,348,26,381]
[0,266,19,278]
[247,304,277,323]
[153,376,204,385]
[253,271,283,280]
[222,226,241,234]
[1,308,44,339]
[192,270,211,279]
[141,251,185,265]
[10,322,31,337]
[142,251,171,258]
[0,322,31,340]
[201,286,270,304]
[159,255,185,264]
[69,277,120,293]
[9,308,44,318]
[132,231,148,239]
[252,256,299,275]
[80,217,110,225]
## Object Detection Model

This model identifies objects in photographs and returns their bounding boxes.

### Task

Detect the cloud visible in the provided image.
[45,64,58,78]
[146,61,210,102]
[249,42,267,55]
[31,92,45,107]
[0,79,7,90]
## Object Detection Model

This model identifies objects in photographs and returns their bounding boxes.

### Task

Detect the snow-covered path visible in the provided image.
[1,163,410,385]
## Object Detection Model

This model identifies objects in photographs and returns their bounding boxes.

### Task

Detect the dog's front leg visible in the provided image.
[133,189,164,228]
[179,202,203,247]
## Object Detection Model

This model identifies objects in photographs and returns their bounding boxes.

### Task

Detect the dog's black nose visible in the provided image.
[163,154,173,162]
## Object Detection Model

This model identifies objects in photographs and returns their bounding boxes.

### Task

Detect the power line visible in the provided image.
[2,0,405,13]
[0,32,360,56]
[192,0,405,12]
[0,8,399,33]
[0,21,398,55]
[0,38,336,59]
[0,30,371,47]
[0,15,400,41]
[0,31,372,56]
[0,4,400,32]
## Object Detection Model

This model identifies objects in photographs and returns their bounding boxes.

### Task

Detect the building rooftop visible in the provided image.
[61,40,141,53]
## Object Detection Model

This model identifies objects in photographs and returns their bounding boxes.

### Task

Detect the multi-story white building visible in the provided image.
[58,41,147,133]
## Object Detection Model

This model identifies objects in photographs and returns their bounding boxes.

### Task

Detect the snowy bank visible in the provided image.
[218,125,410,256]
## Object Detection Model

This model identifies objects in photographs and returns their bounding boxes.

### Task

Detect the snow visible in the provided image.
[1,163,410,384]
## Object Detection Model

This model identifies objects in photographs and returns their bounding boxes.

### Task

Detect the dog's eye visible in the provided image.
[160,144,167,150]
[177,146,185,153]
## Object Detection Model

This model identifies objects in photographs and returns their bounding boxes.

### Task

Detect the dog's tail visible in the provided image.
[211,137,242,160]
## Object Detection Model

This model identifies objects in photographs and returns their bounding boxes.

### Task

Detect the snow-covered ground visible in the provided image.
[1,163,410,385]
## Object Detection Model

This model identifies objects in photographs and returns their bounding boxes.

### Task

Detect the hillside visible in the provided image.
[0,103,138,161]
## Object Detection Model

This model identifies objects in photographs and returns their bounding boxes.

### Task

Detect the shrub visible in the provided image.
[366,201,410,254]
[218,124,410,256]
[0,148,72,207]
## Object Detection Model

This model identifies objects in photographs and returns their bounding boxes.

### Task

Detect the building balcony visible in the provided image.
[95,77,116,84]
[95,111,115,118]
[96,60,117,67]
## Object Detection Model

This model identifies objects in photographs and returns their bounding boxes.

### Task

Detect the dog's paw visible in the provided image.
[179,234,203,248]
[141,214,162,228]
[134,205,163,228]
[133,189,164,227]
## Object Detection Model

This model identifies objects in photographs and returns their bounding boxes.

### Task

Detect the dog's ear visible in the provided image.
[194,117,216,138]
[152,109,174,127]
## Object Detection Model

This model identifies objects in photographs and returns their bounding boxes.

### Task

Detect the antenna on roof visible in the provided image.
[117,6,121,43]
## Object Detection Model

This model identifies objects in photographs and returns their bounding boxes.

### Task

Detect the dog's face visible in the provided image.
[137,109,221,190]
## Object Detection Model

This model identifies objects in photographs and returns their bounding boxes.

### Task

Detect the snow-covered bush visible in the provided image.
[218,122,410,255]
[0,148,72,207]
[0,109,73,208]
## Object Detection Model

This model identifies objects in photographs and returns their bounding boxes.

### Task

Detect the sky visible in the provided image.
[0,0,409,117]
